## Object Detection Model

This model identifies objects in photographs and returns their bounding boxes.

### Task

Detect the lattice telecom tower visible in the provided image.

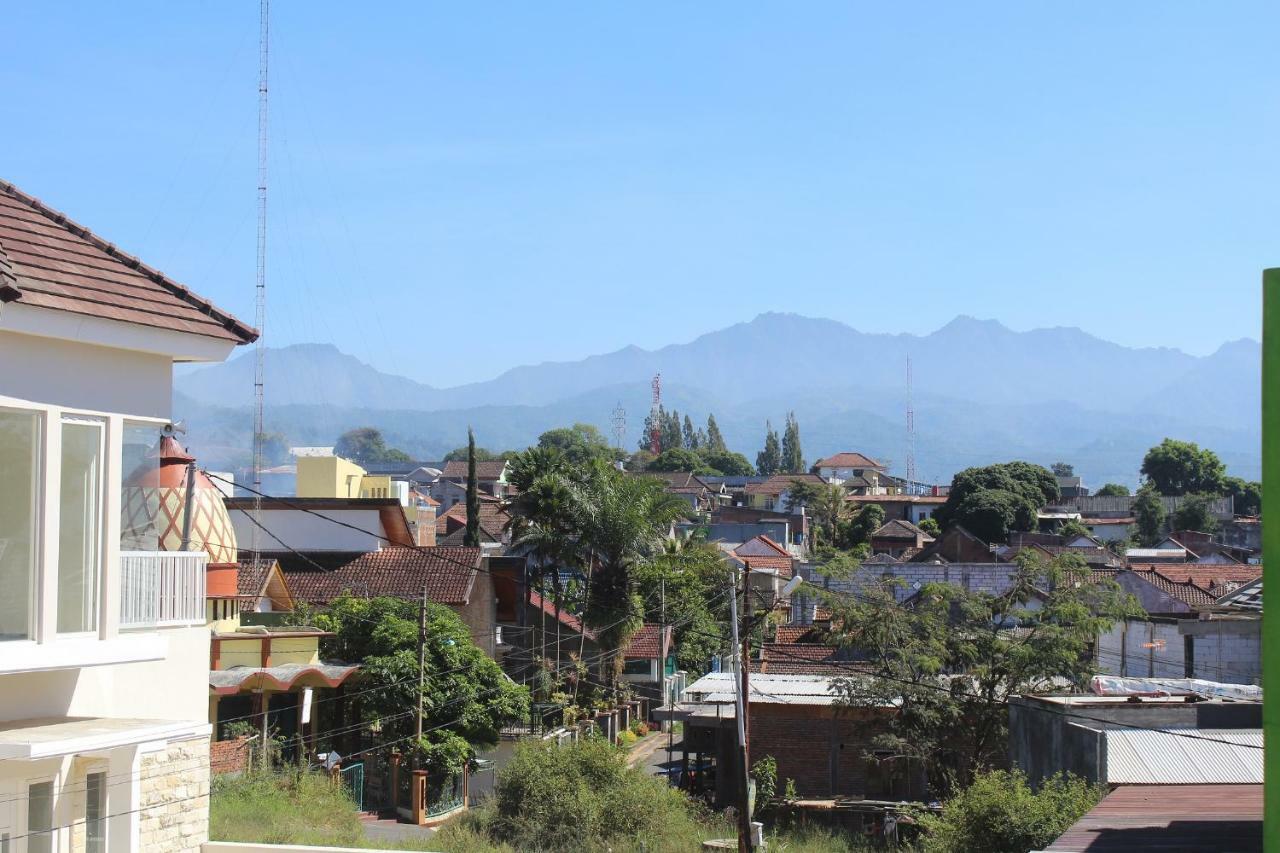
[649,373,662,454]
[251,0,269,559]
[905,354,917,494]
[611,402,627,449]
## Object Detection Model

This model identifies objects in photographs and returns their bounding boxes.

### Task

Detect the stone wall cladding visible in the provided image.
[138,737,210,853]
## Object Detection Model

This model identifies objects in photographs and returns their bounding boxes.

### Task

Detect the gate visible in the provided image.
[340,762,365,812]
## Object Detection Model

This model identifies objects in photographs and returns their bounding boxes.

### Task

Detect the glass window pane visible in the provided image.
[0,409,38,641]
[121,423,161,552]
[58,420,103,634]
[86,772,105,853]
[27,781,52,853]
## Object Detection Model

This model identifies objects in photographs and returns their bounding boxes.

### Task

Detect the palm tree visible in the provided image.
[809,483,851,548]
[577,465,689,691]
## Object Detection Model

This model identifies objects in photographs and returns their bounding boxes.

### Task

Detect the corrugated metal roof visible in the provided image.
[1104,729,1263,784]
[685,672,842,705]
[1044,784,1262,852]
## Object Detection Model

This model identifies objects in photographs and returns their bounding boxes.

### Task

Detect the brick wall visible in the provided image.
[138,737,210,853]
[748,705,916,800]
[210,736,251,775]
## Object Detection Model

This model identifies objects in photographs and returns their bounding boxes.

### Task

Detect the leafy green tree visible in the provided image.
[1140,438,1227,495]
[443,445,497,463]
[634,538,731,676]
[334,427,412,465]
[1095,483,1129,497]
[780,411,804,473]
[792,483,850,548]
[681,414,697,450]
[934,462,1058,538]
[1133,482,1166,546]
[255,431,290,466]
[756,421,782,476]
[1050,462,1074,478]
[919,770,1105,853]
[917,516,942,537]
[697,448,755,476]
[705,414,727,452]
[1171,493,1219,534]
[840,503,885,549]
[646,447,713,474]
[1225,476,1262,516]
[464,428,480,547]
[1056,518,1093,541]
[537,423,618,466]
[828,552,1140,794]
[307,595,529,773]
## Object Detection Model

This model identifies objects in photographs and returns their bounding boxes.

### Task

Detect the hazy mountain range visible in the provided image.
[175,313,1261,486]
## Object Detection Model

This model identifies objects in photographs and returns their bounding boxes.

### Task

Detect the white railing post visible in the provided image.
[119,552,207,630]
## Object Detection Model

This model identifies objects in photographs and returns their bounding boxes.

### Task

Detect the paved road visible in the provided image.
[636,731,684,784]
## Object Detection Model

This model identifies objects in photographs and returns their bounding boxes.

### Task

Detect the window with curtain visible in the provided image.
[58,418,104,634]
[0,409,39,641]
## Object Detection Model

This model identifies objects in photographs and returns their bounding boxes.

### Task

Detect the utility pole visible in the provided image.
[727,563,752,852]
[416,585,428,754]
[662,575,673,764]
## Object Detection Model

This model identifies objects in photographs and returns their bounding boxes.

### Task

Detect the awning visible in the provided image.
[0,717,210,760]
[209,663,359,696]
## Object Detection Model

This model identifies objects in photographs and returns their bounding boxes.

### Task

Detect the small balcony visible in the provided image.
[119,551,207,630]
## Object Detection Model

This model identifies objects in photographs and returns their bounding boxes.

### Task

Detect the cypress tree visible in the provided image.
[780,412,804,473]
[464,427,480,547]
[706,415,727,452]
[662,408,683,453]
[756,421,782,476]
[682,414,697,450]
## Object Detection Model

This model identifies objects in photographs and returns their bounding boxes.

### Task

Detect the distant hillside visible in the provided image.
[175,314,1261,485]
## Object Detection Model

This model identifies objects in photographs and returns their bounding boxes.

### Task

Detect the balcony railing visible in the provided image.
[119,551,207,629]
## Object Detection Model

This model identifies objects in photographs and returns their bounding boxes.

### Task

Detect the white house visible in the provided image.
[811,452,887,489]
[0,180,256,852]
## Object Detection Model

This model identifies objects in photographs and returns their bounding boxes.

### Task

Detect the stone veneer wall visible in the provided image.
[139,737,210,853]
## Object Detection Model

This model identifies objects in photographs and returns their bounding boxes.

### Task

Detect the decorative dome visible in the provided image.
[122,434,239,570]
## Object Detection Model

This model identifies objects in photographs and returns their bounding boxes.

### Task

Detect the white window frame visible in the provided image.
[56,414,107,639]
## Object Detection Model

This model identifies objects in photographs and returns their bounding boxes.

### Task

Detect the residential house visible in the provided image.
[847,493,946,526]
[435,496,512,550]
[0,179,255,851]
[668,673,925,809]
[620,624,675,703]
[1054,474,1089,499]
[869,519,933,559]
[908,525,996,563]
[811,453,886,488]
[637,471,724,514]
[225,495,415,553]
[743,473,825,513]
[431,460,510,509]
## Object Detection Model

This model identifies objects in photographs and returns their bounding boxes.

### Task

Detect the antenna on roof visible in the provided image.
[905,354,917,495]
[251,0,269,561]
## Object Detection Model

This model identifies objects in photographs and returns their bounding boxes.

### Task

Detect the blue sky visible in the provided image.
[4,2,1276,384]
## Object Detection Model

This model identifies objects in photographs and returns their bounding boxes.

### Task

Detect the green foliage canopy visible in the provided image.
[1140,438,1227,496]
[333,427,412,465]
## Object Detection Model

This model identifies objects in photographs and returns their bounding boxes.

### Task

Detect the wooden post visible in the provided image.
[389,752,401,816]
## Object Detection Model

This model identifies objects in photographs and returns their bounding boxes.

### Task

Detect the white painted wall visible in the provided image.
[229,508,390,552]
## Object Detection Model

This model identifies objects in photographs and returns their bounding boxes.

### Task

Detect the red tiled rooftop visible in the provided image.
[441,460,508,480]
[744,474,826,495]
[624,624,671,659]
[814,452,884,469]
[529,591,596,640]
[281,546,479,606]
[0,181,256,343]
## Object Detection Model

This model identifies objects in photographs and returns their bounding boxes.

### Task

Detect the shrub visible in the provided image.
[210,769,366,847]
[618,729,638,746]
[485,737,702,850]
[919,770,1104,853]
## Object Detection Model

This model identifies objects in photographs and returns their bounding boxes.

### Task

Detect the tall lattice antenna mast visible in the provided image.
[611,402,627,450]
[905,354,917,494]
[251,0,269,558]
[649,374,662,454]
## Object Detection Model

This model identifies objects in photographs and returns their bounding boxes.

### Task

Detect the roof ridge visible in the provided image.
[0,179,258,343]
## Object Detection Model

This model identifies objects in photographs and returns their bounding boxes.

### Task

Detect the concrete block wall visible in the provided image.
[139,737,210,853]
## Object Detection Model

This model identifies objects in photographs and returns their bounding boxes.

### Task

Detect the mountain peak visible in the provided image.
[933,315,1010,335]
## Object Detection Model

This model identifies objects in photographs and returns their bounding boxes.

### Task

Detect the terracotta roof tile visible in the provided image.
[529,591,595,640]
[624,624,669,659]
[744,474,826,496]
[280,546,479,606]
[814,452,884,469]
[0,182,255,343]
[441,460,508,480]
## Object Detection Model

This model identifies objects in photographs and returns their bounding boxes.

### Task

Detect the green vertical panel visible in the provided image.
[1264,268,1280,853]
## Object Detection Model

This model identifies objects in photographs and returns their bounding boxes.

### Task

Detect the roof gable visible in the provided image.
[814,452,884,470]
[0,181,256,344]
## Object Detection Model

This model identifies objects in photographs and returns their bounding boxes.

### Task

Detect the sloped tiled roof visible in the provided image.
[435,500,510,539]
[441,460,508,480]
[280,546,479,606]
[872,519,932,541]
[814,452,884,469]
[740,555,794,578]
[1142,564,1261,593]
[0,180,256,343]
[733,534,790,558]
[774,625,825,644]
[529,591,595,640]
[623,624,671,660]
[744,473,826,496]
[1123,568,1218,610]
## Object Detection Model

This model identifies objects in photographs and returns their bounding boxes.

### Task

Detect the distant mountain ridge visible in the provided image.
[175,314,1261,485]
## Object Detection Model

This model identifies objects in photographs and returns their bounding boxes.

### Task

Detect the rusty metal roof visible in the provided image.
[1044,784,1261,852]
